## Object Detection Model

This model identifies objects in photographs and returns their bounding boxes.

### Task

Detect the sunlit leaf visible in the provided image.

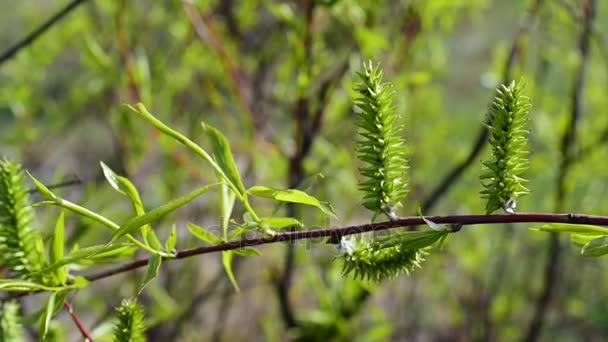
[247,185,336,217]
[582,236,608,257]
[187,222,222,244]
[203,123,246,194]
[260,217,302,230]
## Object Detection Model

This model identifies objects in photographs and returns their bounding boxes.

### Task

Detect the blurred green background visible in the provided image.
[1,0,608,340]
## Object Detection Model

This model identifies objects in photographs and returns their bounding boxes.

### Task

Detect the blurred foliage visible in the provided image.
[1,0,608,341]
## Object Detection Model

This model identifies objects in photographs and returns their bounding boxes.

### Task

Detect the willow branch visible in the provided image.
[85,212,608,280]
[64,300,94,342]
[3,211,606,302]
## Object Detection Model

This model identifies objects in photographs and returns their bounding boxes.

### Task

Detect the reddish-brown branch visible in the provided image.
[86,212,608,281]
[64,300,94,342]
[3,211,608,301]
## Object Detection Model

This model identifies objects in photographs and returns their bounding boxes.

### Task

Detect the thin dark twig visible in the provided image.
[524,1,596,341]
[0,0,90,65]
[420,0,544,213]
[3,211,608,301]
[277,0,317,328]
[27,178,82,194]
[64,300,94,342]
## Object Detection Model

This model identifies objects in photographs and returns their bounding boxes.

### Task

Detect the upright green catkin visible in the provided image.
[113,298,146,342]
[354,61,409,218]
[340,62,436,283]
[480,80,531,214]
[0,301,24,342]
[0,159,47,281]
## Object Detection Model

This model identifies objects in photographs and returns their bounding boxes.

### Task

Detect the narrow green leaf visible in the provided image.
[50,211,67,284]
[165,224,177,252]
[203,123,246,194]
[222,251,240,292]
[110,183,219,243]
[100,162,154,244]
[376,230,448,250]
[260,217,302,230]
[187,222,222,244]
[138,254,162,294]
[74,244,137,265]
[247,185,336,217]
[42,244,133,274]
[531,223,608,235]
[232,247,261,256]
[582,236,608,257]
[570,234,603,247]
[27,172,57,201]
[271,173,325,215]
[219,182,236,239]
[40,292,56,339]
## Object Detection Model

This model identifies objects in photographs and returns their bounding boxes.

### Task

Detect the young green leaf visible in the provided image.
[570,234,602,247]
[42,244,135,274]
[247,185,336,217]
[110,183,219,243]
[260,217,303,230]
[165,224,177,252]
[39,292,56,339]
[50,211,67,284]
[232,247,261,256]
[375,230,449,250]
[219,182,236,239]
[138,254,162,294]
[582,236,608,257]
[203,123,246,195]
[71,244,137,265]
[222,251,240,292]
[187,222,223,244]
[100,162,156,246]
[530,223,608,235]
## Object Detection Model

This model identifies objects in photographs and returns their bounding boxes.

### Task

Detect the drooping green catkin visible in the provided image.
[0,159,47,281]
[340,229,448,282]
[113,298,146,342]
[0,301,24,342]
[354,61,409,217]
[341,237,428,282]
[480,80,531,214]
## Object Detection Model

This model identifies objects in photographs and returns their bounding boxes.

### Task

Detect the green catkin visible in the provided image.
[480,80,531,214]
[113,298,146,342]
[0,301,24,342]
[0,159,47,282]
[342,62,434,282]
[341,237,428,282]
[354,61,409,218]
